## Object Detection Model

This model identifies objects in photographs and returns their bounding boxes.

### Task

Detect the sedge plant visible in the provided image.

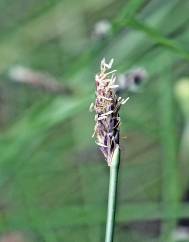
[90,58,129,242]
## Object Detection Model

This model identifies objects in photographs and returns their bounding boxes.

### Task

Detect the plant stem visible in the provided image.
[105,145,120,242]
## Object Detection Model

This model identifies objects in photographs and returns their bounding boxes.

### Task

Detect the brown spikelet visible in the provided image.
[90,58,129,166]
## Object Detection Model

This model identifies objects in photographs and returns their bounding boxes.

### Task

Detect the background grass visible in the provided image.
[0,0,189,241]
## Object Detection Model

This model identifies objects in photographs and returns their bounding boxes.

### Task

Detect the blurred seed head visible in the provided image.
[8,65,72,95]
[0,232,28,242]
[117,68,148,93]
[175,78,189,119]
[92,20,112,39]
[90,58,128,166]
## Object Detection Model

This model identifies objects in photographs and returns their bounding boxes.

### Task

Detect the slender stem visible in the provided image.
[105,146,120,242]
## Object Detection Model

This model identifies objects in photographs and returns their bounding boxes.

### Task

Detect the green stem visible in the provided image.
[105,146,120,242]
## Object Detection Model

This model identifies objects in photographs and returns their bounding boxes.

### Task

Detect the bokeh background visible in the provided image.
[0,0,189,241]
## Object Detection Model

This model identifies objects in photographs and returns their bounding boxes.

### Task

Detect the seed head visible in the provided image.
[117,68,148,93]
[90,58,129,166]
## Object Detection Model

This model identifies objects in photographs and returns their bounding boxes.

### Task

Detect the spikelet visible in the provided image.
[90,58,129,166]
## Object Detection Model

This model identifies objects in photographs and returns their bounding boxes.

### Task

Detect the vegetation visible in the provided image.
[0,0,189,241]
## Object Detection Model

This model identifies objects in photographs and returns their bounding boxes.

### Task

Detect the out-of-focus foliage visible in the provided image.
[0,0,189,241]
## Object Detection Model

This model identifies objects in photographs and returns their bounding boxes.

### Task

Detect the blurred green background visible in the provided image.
[0,0,189,241]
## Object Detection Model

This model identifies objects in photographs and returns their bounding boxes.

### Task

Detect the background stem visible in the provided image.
[105,146,120,242]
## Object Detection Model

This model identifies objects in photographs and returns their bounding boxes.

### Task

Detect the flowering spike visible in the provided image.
[91,58,128,166]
